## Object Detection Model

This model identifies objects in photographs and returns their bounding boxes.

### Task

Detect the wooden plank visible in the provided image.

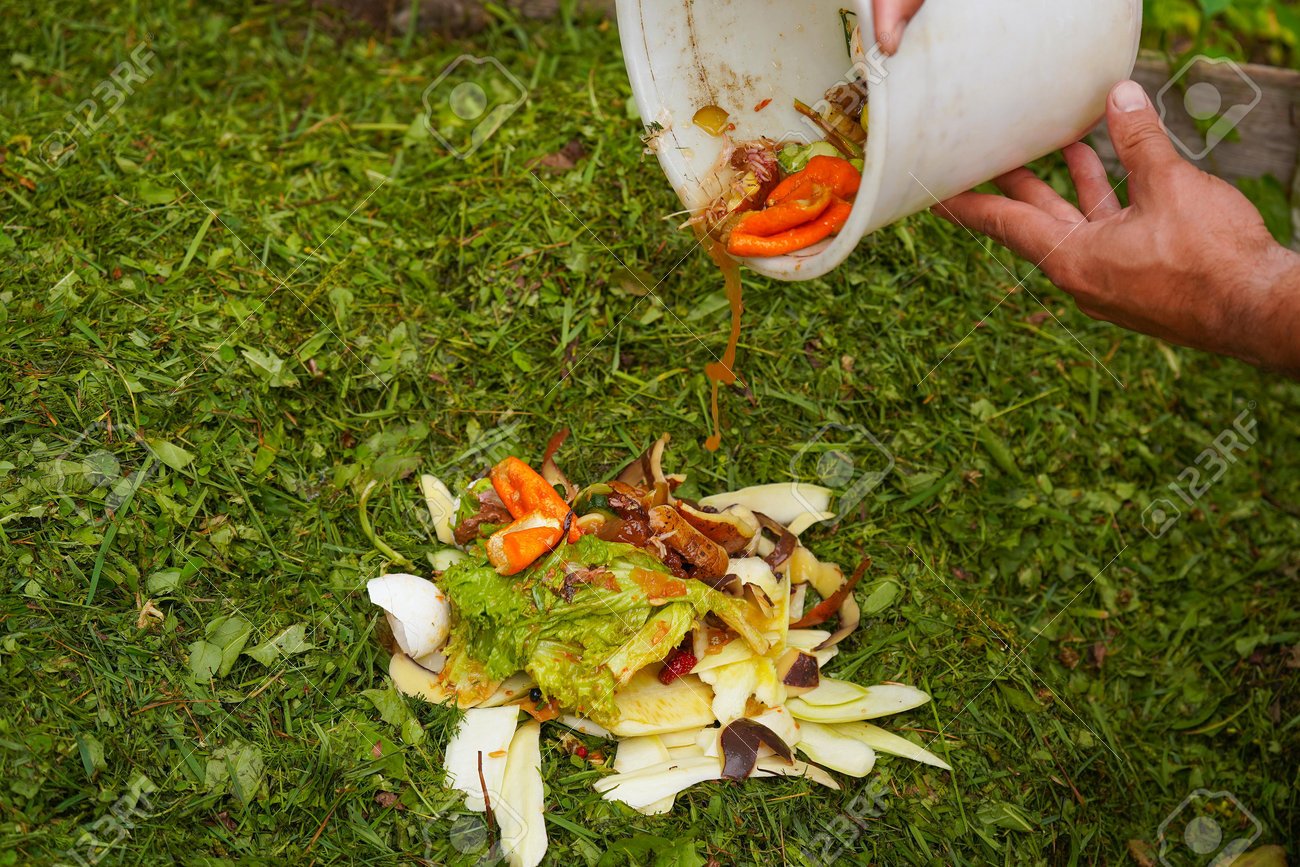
[1090,53,1300,186]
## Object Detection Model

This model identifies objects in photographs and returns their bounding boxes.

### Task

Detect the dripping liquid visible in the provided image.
[703,241,743,452]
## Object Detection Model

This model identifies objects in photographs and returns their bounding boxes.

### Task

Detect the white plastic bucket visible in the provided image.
[617,0,1142,281]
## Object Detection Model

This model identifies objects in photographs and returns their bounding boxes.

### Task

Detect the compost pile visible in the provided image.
[368,434,950,867]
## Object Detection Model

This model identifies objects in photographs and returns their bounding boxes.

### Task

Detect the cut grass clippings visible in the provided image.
[1,2,1298,865]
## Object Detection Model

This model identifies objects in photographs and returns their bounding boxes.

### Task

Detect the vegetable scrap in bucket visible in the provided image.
[688,72,869,258]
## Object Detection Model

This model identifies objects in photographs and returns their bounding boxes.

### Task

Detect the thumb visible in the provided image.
[874,0,925,55]
[1106,80,1182,188]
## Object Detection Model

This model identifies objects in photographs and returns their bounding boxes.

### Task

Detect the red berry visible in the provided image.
[657,649,698,685]
[575,745,588,759]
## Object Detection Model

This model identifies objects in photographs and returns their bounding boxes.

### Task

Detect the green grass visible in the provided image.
[2,2,1299,865]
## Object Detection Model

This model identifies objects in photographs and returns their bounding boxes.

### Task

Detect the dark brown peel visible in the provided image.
[720,718,794,780]
[753,512,798,573]
[815,590,861,652]
[648,505,729,581]
[775,648,820,693]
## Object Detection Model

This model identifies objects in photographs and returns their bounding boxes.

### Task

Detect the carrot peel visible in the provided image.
[726,197,853,258]
[767,155,861,206]
[733,184,832,236]
[491,456,579,542]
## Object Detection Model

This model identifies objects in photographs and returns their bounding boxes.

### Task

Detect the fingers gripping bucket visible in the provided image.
[617,0,1142,281]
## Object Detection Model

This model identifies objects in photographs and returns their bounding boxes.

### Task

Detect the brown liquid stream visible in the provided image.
[703,242,743,452]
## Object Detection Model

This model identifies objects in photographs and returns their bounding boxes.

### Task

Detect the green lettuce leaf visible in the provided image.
[439,533,768,724]
[603,602,694,684]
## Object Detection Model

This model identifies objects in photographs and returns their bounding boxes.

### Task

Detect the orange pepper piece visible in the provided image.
[487,513,565,575]
[733,184,832,237]
[491,456,579,542]
[767,155,861,206]
[727,197,854,258]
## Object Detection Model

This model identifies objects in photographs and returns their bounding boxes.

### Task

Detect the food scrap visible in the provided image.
[372,435,951,867]
[688,47,870,257]
[692,104,731,136]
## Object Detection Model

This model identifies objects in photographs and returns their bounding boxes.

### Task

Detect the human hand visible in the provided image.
[872,0,925,56]
[934,79,1300,377]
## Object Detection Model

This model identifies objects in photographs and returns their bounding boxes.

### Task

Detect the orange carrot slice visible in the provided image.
[487,513,565,575]
[491,456,579,542]
[727,197,854,258]
[733,184,832,237]
[767,155,861,206]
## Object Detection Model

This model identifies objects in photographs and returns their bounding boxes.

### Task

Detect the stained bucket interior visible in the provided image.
[619,0,875,281]
[617,0,1142,282]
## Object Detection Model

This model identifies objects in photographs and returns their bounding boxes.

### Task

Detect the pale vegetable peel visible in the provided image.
[786,628,840,667]
[689,638,755,674]
[419,474,458,545]
[795,721,877,777]
[607,670,716,737]
[786,684,932,724]
[787,547,844,598]
[594,756,725,810]
[841,723,953,771]
[431,549,467,572]
[785,510,837,536]
[612,736,676,814]
[478,672,535,708]
[389,652,464,707]
[728,557,790,643]
[613,736,670,773]
[665,743,707,761]
[658,729,703,750]
[558,715,611,738]
[696,660,760,724]
[796,677,871,707]
[698,483,833,527]
[497,720,547,867]
[444,706,521,812]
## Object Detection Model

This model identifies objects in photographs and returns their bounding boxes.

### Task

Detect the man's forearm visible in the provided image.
[1238,248,1300,379]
